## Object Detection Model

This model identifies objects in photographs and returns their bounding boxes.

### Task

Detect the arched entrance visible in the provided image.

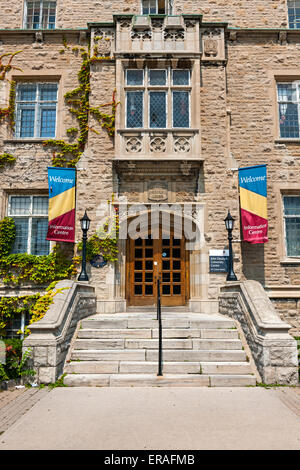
[126,228,189,307]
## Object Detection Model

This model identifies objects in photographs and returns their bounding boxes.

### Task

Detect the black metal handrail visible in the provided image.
[157,277,163,376]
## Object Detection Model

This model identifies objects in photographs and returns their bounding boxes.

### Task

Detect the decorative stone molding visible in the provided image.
[201,27,225,62]
[219,280,298,385]
[131,30,152,41]
[93,29,114,56]
[180,161,192,176]
[174,136,191,153]
[148,181,168,202]
[125,136,142,153]
[120,18,132,30]
[34,31,43,43]
[164,30,185,41]
[151,19,164,31]
[184,19,196,30]
[23,281,97,384]
[150,136,167,153]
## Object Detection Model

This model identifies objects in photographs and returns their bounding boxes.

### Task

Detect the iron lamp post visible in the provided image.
[78,210,91,282]
[224,211,237,282]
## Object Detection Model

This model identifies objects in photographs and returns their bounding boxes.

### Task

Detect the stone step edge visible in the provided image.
[65,360,254,374]
[63,373,257,387]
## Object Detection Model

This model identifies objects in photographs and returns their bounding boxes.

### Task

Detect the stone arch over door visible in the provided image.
[115,205,209,310]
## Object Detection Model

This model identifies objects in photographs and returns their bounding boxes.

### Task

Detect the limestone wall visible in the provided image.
[0,0,290,30]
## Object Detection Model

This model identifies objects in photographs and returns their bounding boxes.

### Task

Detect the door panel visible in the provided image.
[127,233,187,306]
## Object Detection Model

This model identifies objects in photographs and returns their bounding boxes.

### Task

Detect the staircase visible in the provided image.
[63,312,257,387]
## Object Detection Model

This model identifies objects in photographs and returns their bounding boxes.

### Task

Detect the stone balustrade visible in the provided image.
[219,280,299,385]
[23,280,97,384]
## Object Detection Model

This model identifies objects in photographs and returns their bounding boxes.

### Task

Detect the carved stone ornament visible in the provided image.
[150,136,167,153]
[203,38,218,57]
[151,19,164,31]
[125,136,142,153]
[180,161,192,176]
[185,20,196,29]
[120,19,132,29]
[164,30,185,41]
[174,137,191,153]
[148,183,168,202]
[131,30,152,40]
[94,30,114,56]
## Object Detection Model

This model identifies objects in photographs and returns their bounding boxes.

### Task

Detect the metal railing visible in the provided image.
[156,277,163,376]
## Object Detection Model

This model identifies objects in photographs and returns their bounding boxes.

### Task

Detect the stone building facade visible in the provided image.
[0,0,300,337]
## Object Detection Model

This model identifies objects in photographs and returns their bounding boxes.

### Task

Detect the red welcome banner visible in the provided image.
[238,165,268,244]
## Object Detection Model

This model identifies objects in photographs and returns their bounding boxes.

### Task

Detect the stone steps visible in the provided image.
[64,373,256,387]
[73,338,243,350]
[65,361,253,375]
[77,328,239,339]
[64,312,256,387]
[70,348,247,362]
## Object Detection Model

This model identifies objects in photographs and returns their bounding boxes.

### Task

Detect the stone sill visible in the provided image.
[265,284,300,298]
[275,139,300,144]
[3,139,47,144]
[280,258,300,265]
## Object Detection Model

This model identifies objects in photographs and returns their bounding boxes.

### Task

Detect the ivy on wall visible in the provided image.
[78,201,119,262]
[43,48,118,168]
[0,218,79,286]
[0,43,119,340]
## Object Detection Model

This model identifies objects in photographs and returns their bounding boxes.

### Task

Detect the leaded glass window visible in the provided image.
[150,92,166,128]
[173,91,189,128]
[277,83,300,138]
[24,1,56,30]
[283,196,300,257]
[288,0,300,29]
[8,196,50,256]
[125,67,191,129]
[15,83,58,138]
[126,91,144,128]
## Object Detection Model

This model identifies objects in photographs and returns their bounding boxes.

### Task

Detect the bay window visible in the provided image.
[125,67,191,129]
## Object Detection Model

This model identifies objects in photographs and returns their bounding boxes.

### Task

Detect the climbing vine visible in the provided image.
[0,152,16,168]
[43,49,118,168]
[0,217,79,287]
[78,199,119,262]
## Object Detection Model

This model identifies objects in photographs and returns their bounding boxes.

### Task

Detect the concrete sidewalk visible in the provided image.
[0,387,300,450]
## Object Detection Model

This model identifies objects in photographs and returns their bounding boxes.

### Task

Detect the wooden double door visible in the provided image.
[126,233,189,306]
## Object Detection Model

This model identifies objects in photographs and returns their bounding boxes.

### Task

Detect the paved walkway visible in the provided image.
[0,386,300,450]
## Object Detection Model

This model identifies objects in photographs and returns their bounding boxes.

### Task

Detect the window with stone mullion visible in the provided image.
[25,0,56,29]
[288,0,300,29]
[8,195,50,256]
[283,196,300,257]
[15,83,57,138]
[277,82,300,138]
[125,67,190,129]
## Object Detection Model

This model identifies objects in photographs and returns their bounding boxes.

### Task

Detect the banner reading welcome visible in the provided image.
[46,167,76,243]
[238,165,268,244]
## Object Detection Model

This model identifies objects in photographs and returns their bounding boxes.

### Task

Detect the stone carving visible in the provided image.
[202,28,224,60]
[125,136,142,153]
[180,161,192,176]
[94,29,114,56]
[174,137,191,153]
[203,38,218,57]
[150,136,167,153]
[185,20,196,30]
[131,30,152,40]
[120,19,132,29]
[151,19,164,31]
[148,183,169,202]
[164,30,185,41]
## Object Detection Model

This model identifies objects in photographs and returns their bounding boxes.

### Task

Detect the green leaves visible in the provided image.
[0,217,16,257]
